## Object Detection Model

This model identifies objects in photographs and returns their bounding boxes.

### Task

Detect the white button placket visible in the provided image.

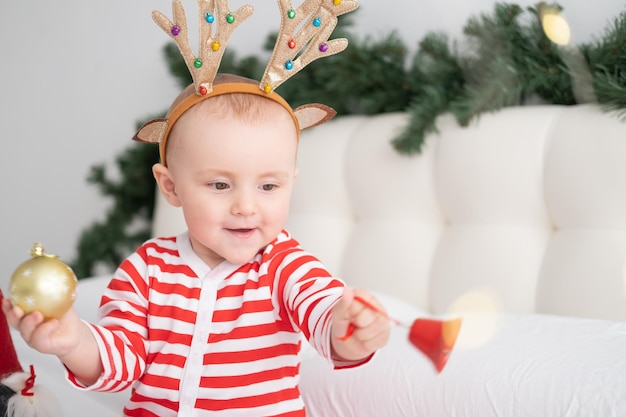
[177,263,235,417]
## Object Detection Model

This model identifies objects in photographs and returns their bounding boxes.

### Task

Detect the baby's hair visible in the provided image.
[165,74,296,163]
[191,88,285,124]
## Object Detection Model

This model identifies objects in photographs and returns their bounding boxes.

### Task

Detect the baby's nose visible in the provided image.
[231,189,257,215]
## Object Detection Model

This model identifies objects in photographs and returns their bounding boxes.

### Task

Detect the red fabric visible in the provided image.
[0,289,23,378]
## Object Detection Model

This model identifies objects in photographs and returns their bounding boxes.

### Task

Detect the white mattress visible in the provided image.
[300,294,626,417]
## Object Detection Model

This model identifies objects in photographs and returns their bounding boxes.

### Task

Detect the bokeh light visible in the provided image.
[540,6,571,46]
[446,289,502,350]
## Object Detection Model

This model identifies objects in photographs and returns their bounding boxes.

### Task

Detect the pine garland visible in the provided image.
[71,2,626,277]
[392,32,464,154]
[583,10,626,118]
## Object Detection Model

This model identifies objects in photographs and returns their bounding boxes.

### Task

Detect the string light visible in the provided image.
[539,5,571,45]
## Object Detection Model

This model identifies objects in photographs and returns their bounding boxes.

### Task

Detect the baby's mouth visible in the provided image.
[227,228,256,237]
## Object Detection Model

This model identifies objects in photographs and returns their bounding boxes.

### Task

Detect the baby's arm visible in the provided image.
[1,298,102,386]
[330,287,391,362]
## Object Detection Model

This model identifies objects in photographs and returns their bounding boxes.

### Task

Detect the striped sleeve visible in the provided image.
[267,233,376,369]
[264,235,346,364]
[66,239,171,392]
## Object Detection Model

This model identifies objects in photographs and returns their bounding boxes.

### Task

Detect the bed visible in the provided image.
[11,104,626,416]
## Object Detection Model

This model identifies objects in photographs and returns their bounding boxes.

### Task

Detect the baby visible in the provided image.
[3,73,390,416]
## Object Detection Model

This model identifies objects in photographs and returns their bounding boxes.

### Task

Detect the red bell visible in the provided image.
[339,295,462,373]
[409,317,462,372]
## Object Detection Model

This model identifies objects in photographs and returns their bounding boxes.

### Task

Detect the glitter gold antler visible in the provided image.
[133,0,359,164]
[152,0,254,95]
[260,0,359,93]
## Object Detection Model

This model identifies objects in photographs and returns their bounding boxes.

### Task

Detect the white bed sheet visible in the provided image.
[300,296,626,417]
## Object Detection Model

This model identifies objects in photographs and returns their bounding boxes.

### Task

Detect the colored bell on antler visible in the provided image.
[340,295,462,373]
[9,243,77,319]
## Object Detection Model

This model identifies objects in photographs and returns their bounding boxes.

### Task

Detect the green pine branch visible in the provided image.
[392,32,464,154]
[593,69,626,120]
[582,10,626,119]
[71,130,160,277]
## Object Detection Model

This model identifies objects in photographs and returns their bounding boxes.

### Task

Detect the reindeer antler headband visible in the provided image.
[133,0,359,166]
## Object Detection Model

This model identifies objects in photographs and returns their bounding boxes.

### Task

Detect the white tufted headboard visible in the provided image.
[153,104,626,322]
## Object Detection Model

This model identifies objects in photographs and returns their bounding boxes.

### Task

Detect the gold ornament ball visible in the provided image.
[9,243,77,319]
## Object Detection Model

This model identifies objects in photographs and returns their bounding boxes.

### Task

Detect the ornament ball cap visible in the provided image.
[30,242,58,259]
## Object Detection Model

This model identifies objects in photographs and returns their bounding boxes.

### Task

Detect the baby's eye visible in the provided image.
[261,184,277,191]
[210,182,229,190]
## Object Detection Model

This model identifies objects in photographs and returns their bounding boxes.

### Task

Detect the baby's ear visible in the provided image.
[294,104,337,130]
[152,163,181,208]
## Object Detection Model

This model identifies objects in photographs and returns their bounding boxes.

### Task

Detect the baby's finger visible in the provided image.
[338,287,355,316]
[350,303,380,331]
[1,297,14,317]
[333,287,363,340]
[15,310,46,343]
[2,299,26,328]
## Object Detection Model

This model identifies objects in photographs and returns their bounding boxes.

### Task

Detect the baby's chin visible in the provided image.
[222,247,265,266]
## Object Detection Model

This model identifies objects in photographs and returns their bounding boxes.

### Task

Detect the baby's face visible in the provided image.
[167,103,298,268]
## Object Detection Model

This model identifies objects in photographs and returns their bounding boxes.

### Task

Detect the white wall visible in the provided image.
[1,0,623,284]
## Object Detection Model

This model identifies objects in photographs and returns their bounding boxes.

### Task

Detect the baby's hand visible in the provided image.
[2,297,83,358]
[330,287,391,362]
